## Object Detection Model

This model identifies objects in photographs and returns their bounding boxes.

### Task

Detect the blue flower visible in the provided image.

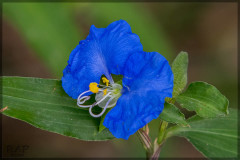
[62,20,173,140]
[62,20,143,99]
[103,51,173,139]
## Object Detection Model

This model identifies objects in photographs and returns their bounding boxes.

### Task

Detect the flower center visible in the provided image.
[77,77,122,118]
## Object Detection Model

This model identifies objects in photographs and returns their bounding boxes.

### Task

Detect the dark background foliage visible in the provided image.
[2,2,237,158]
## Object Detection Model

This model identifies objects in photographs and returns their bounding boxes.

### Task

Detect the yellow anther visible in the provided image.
[103,89,107,96]
[89,82,99,93]
[102,77,109,86]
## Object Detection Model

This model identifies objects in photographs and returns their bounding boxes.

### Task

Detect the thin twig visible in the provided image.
[137,129,152,150]
[145,124,149,135]
[0,106,8,112]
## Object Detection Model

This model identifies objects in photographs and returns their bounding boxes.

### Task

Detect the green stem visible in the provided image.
[151,143,164,160]
[137,121,169,160]
[142,99,175,159]
[157,121,168,144]
[148,120,168,159]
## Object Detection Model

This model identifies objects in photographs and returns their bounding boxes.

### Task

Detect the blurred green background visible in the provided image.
[2,2,237,158]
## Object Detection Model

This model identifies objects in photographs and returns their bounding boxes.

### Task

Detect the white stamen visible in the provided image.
[77,90,92,108]
[77,89,112,109]
[76,81,122,118]
[89,97,114,117]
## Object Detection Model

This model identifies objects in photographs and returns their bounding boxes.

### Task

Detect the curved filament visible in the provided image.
[77,90,92,108]
[89,97,114,118]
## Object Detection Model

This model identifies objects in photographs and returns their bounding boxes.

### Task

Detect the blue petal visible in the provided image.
[103,51,173,139]
[62,20,143,99]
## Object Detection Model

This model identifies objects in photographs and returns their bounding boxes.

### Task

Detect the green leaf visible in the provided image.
[3,3,80,77]
[98,109,111,133]
[1,76,114,141]
[172,51,188,97]
[159,102,188,126]
[165,108,238,158]
[99,117,106,133]
[176,82,229,118]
